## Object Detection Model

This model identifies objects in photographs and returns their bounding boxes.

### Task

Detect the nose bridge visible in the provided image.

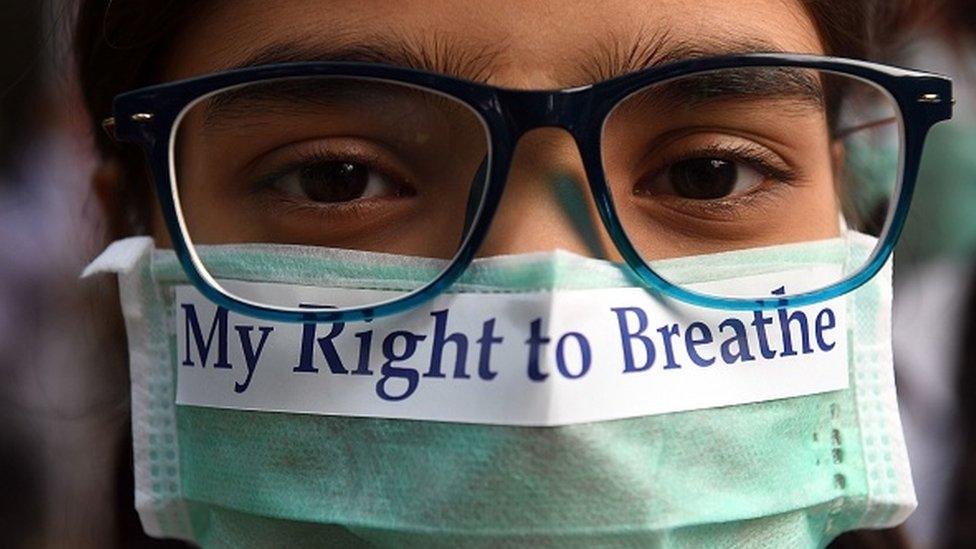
[497,88,590,135]
[474,126,617,259]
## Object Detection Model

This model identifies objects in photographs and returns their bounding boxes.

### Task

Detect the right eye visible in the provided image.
[641,156,766,200]
[268,159,408,204]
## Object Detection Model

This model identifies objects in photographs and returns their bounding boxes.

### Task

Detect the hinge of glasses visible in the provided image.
[101,113,154,142]
[918,93,946,104]
[101,117,117,140]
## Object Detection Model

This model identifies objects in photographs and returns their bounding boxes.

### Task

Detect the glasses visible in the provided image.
[107,53,952,322]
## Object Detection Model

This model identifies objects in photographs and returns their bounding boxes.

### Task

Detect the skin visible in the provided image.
[121,0,843,261]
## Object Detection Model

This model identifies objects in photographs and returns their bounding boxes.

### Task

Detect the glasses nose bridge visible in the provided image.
[497,87,593,137]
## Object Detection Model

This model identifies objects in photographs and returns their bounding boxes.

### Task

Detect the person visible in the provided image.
[74,1,950,546]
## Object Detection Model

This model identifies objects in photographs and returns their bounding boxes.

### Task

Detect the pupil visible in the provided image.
[299,161,369,202]
[669,158,736,199]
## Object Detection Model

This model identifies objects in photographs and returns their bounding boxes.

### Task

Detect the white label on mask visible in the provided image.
[174,267,848,426]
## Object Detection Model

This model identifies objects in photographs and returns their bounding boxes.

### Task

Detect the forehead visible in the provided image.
[163,0,825,87]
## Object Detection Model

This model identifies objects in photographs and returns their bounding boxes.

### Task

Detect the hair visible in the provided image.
[71,2,915,547]
[0,2,44,181]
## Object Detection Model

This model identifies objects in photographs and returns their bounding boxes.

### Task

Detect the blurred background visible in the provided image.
[0,1,973,548]
[0,1,132,547]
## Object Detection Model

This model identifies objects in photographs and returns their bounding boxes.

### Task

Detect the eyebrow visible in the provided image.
[632,65,826,114]
[577,30,825,111]
[197,77,466,132]
[222,29,801,87]
[197,30,823,129]
[199,79,374,130]
[575,28,794,82]
[228,31,505,84]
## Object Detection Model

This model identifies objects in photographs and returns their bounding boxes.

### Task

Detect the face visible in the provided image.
[155,0,845,262]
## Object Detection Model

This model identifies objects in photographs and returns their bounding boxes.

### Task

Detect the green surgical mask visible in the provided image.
[85,232,914,548]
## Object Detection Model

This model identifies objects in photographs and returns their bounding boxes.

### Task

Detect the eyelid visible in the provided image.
[632,125,800,174]
[640,133,801,185]
[633,165,797,223]
[243,137,418,191]
[654,142,799,183]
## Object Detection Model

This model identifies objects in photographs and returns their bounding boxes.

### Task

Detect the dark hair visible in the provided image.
[0,2,44,181]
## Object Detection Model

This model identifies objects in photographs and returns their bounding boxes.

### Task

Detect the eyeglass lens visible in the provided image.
[602,67,899,298]
[172,68,900,307]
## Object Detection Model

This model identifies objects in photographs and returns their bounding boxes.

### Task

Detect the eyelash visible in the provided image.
[250,145,413,199]
[654,142,801,187]
[253,146,394,186]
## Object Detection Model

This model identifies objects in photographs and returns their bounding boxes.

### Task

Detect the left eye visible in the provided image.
[638,157,765,200]
[271,160,401,204]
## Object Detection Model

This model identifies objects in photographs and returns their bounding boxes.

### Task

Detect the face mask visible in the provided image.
[85,231,914,548]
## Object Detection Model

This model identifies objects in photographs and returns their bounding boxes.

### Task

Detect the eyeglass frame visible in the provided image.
[107,52,953,323]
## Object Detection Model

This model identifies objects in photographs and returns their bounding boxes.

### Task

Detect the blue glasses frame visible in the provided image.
[109,53,952,323]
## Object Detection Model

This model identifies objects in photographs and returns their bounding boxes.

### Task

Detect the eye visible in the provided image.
[270,159,405,204]
[639,157,765,200]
